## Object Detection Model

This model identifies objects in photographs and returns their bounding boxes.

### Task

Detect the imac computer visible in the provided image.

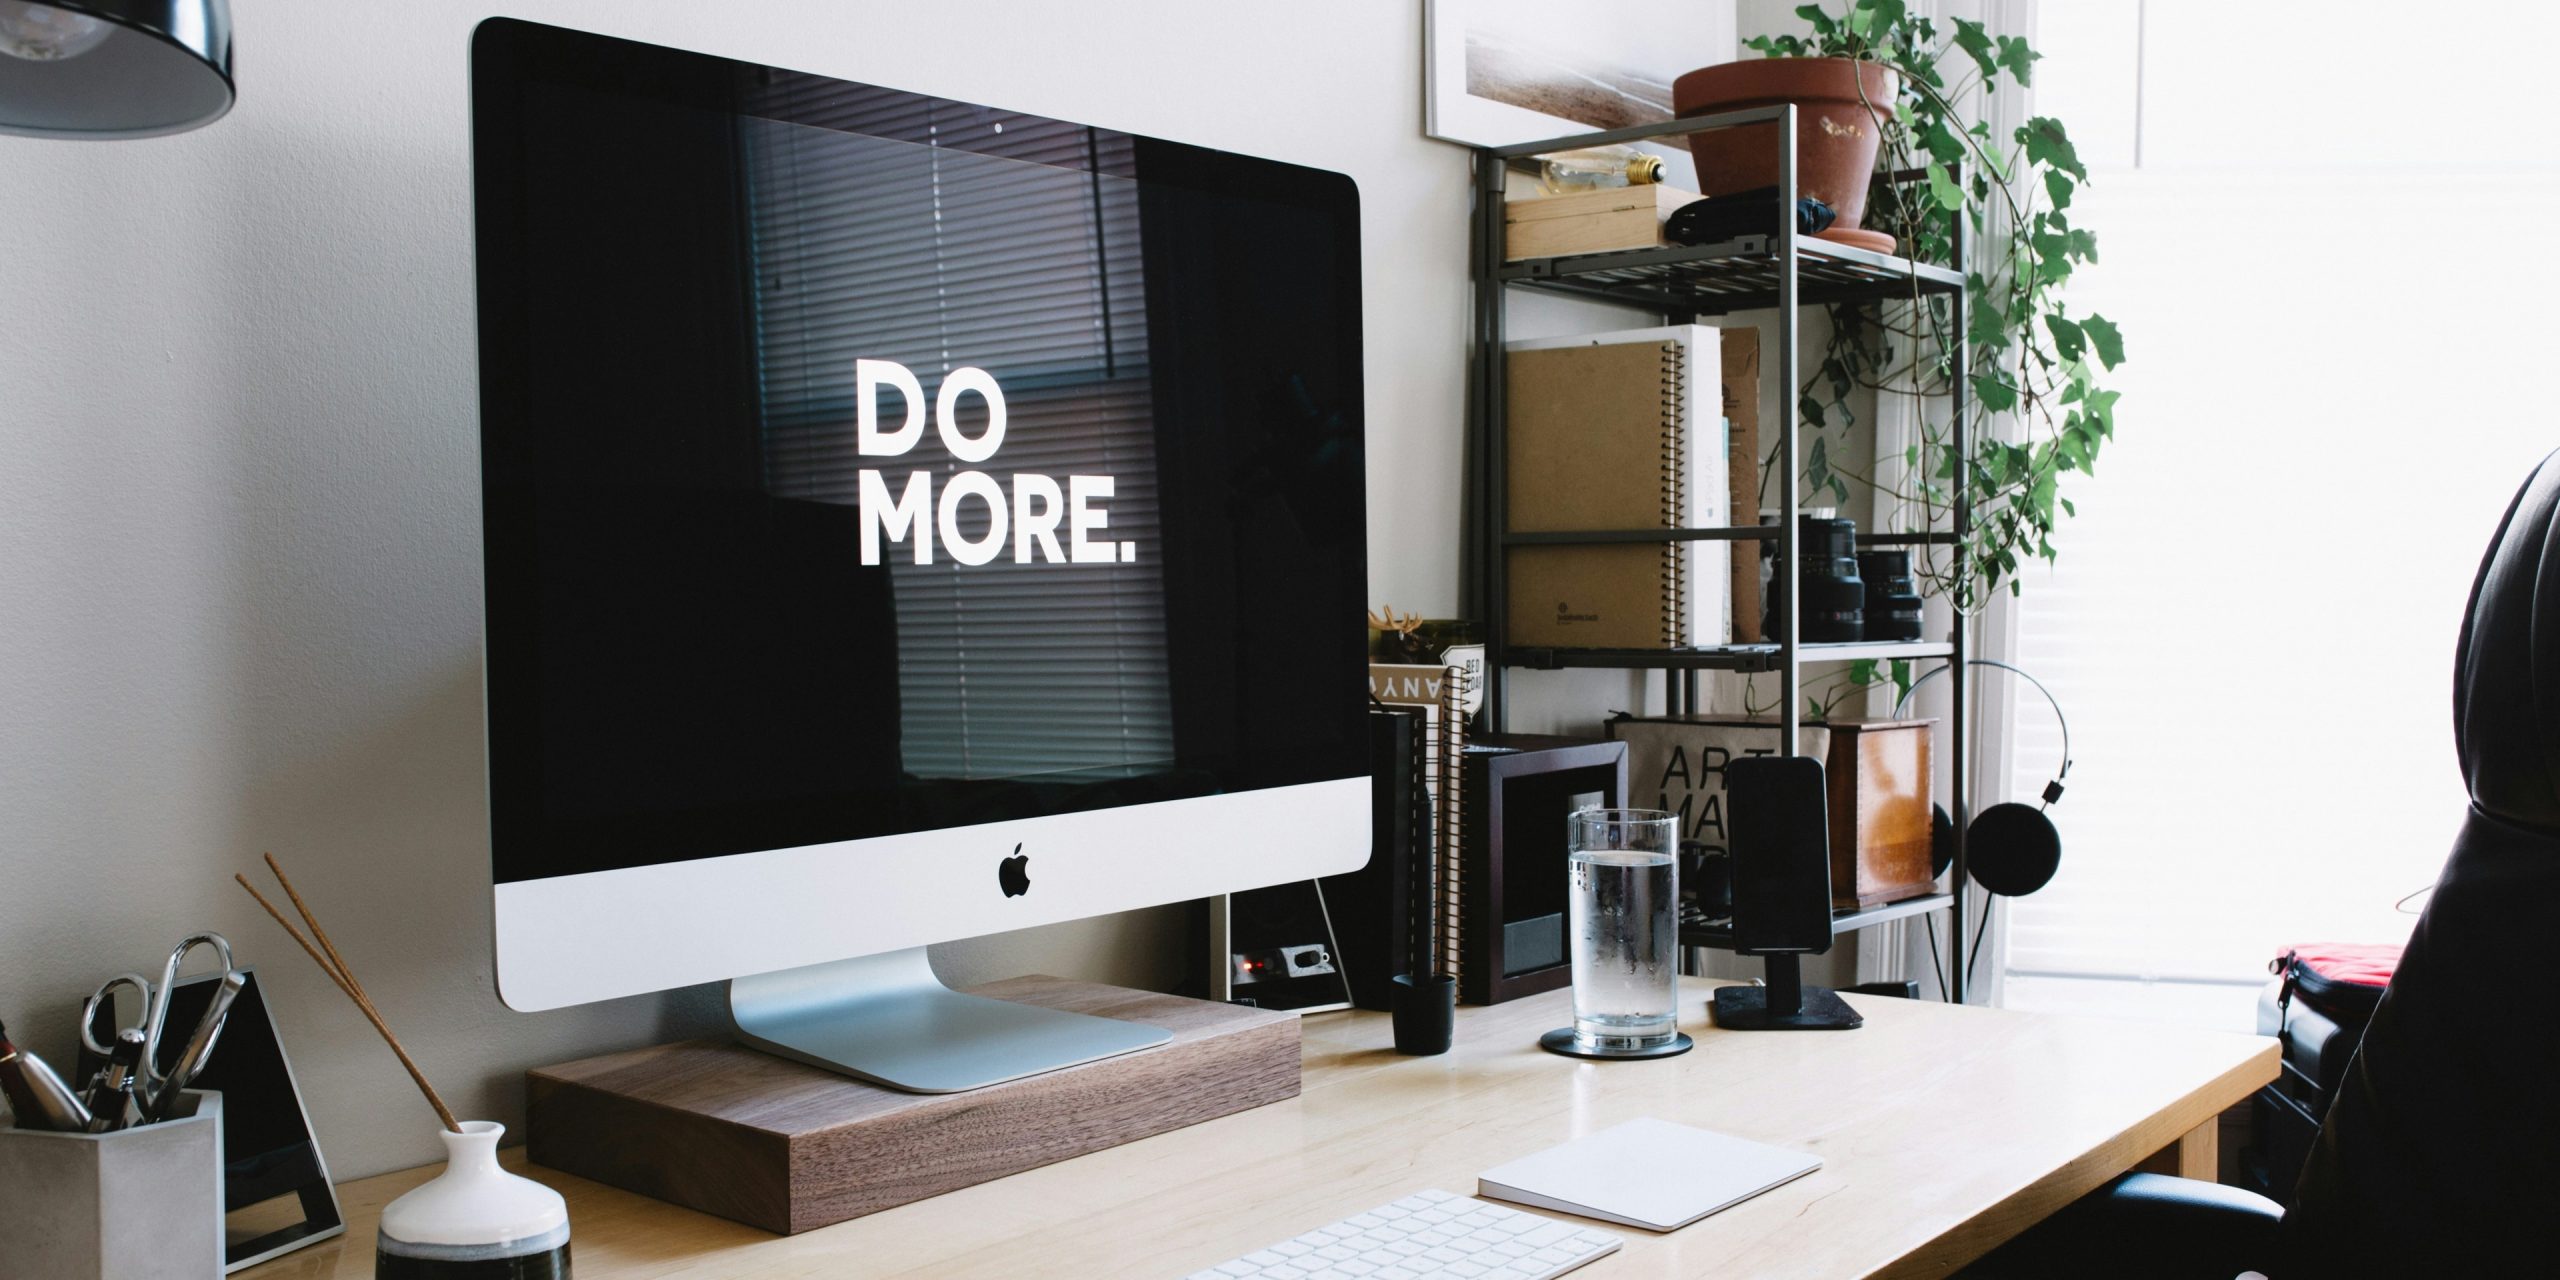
[469,20,1369,1092]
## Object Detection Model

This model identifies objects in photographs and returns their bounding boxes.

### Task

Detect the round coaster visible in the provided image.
[1538,1027,1695,1060]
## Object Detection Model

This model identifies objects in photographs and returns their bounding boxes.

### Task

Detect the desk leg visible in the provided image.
[2134,1119,2217,1180]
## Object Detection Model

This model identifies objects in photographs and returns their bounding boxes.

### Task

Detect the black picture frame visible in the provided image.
[1459,735,1629,1006]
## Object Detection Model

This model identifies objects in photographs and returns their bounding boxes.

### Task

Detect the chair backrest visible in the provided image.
[2285,450,2560,1272]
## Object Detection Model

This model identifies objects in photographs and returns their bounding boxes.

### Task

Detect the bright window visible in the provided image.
[1999,2,2560,1026]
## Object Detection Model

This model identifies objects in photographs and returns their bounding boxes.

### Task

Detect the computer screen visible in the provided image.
[472,20,1369,1013]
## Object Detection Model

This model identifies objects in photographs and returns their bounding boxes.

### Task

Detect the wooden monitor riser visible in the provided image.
[525,976,1297,1235]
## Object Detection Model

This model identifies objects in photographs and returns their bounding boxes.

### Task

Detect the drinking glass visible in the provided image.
[1565,809,1681,1053]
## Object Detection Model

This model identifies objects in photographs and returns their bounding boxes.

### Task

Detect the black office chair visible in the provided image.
[1971,451,2560,1278]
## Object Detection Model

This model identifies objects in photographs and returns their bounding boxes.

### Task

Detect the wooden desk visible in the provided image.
[240,980,2275,1279]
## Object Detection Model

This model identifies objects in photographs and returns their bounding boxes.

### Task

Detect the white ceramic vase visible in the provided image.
[375,1121,571,1278]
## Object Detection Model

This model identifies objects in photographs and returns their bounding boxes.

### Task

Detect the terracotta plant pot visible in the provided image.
[1671,58,1899,231]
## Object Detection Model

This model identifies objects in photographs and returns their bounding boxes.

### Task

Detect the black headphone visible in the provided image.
[1893,660,2072,898]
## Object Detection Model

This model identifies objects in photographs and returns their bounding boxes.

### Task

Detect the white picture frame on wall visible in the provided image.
[1424,0,1737,184]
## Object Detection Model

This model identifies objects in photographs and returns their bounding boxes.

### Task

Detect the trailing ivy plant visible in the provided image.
[1748,0,2121,611]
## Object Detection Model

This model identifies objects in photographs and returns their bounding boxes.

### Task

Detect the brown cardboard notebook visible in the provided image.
[1505,341,1684,649]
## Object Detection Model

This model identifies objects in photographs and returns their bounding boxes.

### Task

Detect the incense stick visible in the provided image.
[236,856,461,1133]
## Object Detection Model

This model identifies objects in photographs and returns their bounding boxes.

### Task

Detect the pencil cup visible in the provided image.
[0,1090,223,1280]
[1391,972,1456,1055]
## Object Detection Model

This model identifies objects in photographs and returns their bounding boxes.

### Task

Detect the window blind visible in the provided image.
[742,83,1171,781]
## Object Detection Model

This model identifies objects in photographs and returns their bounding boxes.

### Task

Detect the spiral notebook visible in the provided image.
[1504,327,1729,649]
[1477,1118,1821,1232]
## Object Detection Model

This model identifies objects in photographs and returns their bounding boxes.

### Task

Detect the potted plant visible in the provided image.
[1682,0,2123,612]
[1672,53,1899,243]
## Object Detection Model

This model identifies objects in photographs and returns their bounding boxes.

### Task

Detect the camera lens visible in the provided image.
[1857,550,1924,641]
[1778,516,1864,642]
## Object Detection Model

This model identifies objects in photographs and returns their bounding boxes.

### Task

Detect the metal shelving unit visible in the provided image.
[1680,891,1955,951]
[1466,106,1978,1001]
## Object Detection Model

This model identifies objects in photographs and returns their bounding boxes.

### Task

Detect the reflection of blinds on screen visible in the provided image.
[742,86,1171,780]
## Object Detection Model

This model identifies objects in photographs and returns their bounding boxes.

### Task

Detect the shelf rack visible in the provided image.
[1465,105,1978,1000]
[1680,892,1956,952]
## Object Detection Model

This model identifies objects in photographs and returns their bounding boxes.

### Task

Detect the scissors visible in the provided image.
[79,932,237,1099]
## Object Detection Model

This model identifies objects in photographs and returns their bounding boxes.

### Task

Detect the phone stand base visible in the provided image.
[1710,984,1865,1031]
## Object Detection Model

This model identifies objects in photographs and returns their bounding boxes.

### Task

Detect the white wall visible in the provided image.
[0,0,1485,1180]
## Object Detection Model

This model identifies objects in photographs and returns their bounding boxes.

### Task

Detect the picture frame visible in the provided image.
[1423,0,1739,187]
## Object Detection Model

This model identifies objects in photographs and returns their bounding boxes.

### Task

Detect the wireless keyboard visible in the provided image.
[1186,1187,1622,1280]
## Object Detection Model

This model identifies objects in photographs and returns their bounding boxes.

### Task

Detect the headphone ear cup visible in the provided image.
[1968,802,2062,896]
[1930,804,1954,880]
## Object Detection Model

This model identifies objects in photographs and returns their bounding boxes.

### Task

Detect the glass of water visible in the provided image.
[1564,809,1682,1055]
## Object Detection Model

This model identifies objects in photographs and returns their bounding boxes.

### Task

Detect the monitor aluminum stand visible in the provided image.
[729,948,1172,1093]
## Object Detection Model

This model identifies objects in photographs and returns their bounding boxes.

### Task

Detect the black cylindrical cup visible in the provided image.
[1390,973,1456,1055]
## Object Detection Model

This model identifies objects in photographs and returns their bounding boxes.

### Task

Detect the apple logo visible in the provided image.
[998,843,1031,897]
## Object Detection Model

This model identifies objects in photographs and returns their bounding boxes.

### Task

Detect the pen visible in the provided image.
[0,1016,95,1133]
[83,1029,146,1134]
[145,969,244,1123]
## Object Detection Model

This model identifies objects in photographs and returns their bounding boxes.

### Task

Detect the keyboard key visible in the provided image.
[1517,1221,1578,1248]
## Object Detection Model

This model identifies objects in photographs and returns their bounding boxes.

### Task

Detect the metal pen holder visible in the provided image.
[0,1091,223,1279]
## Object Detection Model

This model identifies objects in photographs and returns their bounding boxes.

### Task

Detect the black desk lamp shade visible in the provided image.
[0,0,232,139]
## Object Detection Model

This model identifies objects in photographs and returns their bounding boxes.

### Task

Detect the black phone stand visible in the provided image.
[1710,953,1864,1030]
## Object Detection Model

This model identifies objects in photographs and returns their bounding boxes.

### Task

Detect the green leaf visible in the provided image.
[2054,430,2086,471]
[1995,35,2042,86]
[1967,290,2008,349]
[2043,167,2074,212]
[1951,18,1997,78]
[2084,388,2122,434]
[1926,163,1965,212]
[2018,117,2086,181]
[2045,314,2086,362]
[1970,373,2018,413]
[2080,314,2125,369]
[1796,4,1838,36]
